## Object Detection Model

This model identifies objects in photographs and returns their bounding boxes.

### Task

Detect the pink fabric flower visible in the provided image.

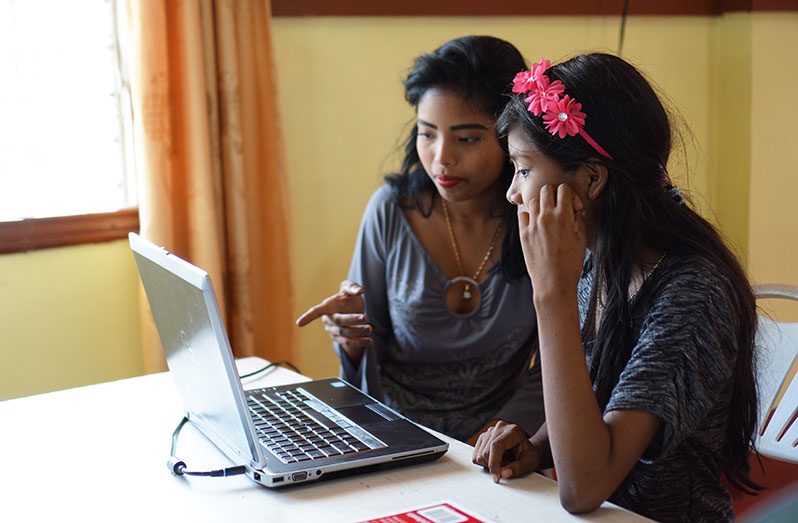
[524,76,565,116]
[511,59,552,95]
[512,71,536,94]
[542,95,586,138]
[529,59,550,83]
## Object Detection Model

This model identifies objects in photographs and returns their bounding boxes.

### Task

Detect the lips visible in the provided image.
[435,175,464,188]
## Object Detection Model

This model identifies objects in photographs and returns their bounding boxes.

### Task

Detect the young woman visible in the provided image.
[296,36,544,444]
[471,53,759,521]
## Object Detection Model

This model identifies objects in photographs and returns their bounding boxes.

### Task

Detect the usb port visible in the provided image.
[291,472,308,482]
[273,476,284,483]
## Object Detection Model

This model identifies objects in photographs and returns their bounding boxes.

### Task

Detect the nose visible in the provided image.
[506,176,521,206]
[435,139,456,167]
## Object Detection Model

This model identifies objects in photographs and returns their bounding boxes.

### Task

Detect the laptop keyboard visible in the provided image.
[247,388,380,464]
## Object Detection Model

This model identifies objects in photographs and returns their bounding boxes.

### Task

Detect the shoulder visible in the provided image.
[637,254,739,364]
[364,184,397,212]
[361,185,400,225]
[356,185,409,252]
[647,255,734,320]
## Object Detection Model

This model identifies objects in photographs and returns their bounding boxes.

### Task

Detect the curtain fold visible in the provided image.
[125,0,294,372]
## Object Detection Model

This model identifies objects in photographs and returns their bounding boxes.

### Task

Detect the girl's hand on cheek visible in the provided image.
[518,183,586,301]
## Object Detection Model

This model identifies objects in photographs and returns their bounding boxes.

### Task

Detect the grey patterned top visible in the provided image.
[335,185,544,441]
[578,253,739,522]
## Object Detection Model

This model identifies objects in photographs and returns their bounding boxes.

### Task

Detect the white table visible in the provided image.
[0,358,649,522]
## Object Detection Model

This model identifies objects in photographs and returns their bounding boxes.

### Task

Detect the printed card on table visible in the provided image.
[358,501,489,523]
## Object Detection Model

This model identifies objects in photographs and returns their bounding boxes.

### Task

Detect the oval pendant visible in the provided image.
[444,276,481,316]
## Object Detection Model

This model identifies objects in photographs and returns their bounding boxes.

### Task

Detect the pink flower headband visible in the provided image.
[512,59,612,160]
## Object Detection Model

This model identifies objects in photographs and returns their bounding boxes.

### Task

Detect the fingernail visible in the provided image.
[492,474,499,483]
[501,469,512,479]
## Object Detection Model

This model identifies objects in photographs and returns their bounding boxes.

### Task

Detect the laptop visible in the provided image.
[129,233,448,487]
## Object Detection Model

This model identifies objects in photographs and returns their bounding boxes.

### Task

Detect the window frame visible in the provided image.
[0,209,139,254]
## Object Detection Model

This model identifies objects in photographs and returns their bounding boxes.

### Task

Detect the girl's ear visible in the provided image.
[584,162,609,201]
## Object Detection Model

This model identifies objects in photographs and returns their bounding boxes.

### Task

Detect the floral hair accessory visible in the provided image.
[512,59,612,160]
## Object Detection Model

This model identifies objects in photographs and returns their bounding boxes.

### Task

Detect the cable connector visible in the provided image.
[167,457,187,475]
[206,465,247,477]
[169,416,247,478]
[167,454,245,477]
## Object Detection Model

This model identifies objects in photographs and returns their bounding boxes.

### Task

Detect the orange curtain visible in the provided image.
[124,0,293,372]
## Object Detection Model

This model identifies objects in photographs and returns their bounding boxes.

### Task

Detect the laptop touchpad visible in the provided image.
[337,404,399,425]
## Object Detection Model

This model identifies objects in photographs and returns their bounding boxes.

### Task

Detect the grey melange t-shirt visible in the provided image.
[578,253,739,522]
[335,185,545,441]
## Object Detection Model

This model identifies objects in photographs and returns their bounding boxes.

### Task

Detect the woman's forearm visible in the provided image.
[534,292,615,507]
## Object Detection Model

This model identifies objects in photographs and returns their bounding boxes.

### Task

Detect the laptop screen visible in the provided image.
[130,233,262,467]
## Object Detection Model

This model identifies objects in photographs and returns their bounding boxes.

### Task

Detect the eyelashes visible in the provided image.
[416,131,483,144]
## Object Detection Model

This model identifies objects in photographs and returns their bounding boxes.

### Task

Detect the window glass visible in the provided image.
[0,0,134,222]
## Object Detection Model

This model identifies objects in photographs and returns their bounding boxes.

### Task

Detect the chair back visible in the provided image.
[754,284,798,464]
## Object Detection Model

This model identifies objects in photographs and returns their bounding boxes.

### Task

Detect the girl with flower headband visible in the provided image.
[296,36,545,443]
[472,53,759,520]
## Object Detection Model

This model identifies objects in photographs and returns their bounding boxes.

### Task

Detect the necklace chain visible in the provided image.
[441,199,502,300]
[628,252,667,302]
[598,252,668,311]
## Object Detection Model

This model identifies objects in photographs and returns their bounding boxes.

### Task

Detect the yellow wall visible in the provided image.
[0,240,143,400]
[748,13,798,321]
[711,13,752,264]
[1,12,796,400]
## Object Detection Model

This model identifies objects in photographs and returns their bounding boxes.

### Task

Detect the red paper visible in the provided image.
[359,501,486,523]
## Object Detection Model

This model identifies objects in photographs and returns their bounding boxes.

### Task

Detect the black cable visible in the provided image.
[618,0,630,56]
[165,360,301,478]
[239,359,301,380]
[167,416,246,477]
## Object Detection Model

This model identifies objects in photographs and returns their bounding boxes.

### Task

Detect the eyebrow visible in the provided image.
[417,119,489,132]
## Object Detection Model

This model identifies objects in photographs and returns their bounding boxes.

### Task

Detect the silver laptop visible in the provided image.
[129,233,447,487]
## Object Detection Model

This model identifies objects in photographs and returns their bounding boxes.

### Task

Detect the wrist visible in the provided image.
[341,345,365,366]
[532,286,578,309]
[529,439,554,470]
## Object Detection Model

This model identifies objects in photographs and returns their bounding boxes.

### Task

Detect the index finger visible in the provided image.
[556,184,575,223]
[487,429,524,482]
[297,281,365,327]
[296,293,356,326]
[538,184,556,212]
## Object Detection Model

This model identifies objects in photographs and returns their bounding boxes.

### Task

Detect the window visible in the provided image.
[0,0,137,252]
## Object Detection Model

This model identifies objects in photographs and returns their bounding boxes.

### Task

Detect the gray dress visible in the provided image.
[335,185,544,441]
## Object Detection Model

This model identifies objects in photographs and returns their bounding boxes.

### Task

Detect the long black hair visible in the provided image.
[496,53,759,492]
[385,35,527,280]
